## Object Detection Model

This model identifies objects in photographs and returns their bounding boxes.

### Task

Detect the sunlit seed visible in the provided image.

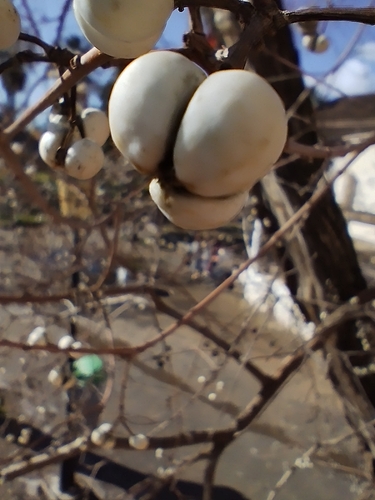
[129,434,149,450]
[216,381,224,392]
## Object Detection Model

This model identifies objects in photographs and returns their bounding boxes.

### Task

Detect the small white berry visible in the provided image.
[81,108,110,146]
[57,335,75,350]
[129,434,150,450]
[64,138,104,180]
[38,131,65,169]
[91,423,114,446]
[302,34,329,53]
[48,368,64,387]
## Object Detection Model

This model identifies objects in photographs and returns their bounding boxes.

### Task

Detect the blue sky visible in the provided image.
[284,0,375,99]
[1,2,190,120]
[2,0,375,121]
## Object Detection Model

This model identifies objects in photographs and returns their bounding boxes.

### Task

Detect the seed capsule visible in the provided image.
[38,131,65,169]
[173,70,288,197]
[109,51,206,175]
[81,108,110,146]
[149,179,248,230]
[64,138,104,180]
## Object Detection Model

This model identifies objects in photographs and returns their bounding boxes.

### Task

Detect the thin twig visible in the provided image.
[124,144,372,356]
[0,437,88,482]
[203,442,228,500]
[285,134,375,160]
[3,48,111,140]
[151,292,273,384]
[284,7,375,26]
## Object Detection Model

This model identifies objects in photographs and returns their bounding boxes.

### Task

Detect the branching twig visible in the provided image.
[0,284,168,305]
[283,7,375,27]
[175,0,254,23]
[151,292,273,384]
[266,445,317,500]
[124,144,372,355]
[188,5,205,34]
[1,295,372,481]
[0,51,48,75]
[3,48,111,140]
[0,438,87,482]
[285,134,375,160]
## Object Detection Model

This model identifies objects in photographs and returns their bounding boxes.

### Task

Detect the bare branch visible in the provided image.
[284,7,375,27]
[0,438,87,482]
[285,134,375,160]
[3,48,111,140]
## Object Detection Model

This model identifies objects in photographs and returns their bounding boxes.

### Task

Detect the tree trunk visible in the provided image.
[207,1,375,472]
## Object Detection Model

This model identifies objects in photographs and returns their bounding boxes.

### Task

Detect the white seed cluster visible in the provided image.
[38,108,109,180]
[91,423,116,449]
[108,51,288,230]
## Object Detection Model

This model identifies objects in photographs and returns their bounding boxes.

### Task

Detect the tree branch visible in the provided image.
[285,134,375,160]
[3,48,111,140]
[284,7,375,27]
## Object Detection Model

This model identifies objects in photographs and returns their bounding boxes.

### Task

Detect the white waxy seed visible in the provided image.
[129,434,149,450]
[64,138,104,180]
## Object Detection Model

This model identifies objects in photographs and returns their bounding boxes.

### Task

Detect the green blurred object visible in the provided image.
[72,355,106,386]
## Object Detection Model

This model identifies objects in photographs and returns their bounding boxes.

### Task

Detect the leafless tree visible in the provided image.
[1,1,375,499]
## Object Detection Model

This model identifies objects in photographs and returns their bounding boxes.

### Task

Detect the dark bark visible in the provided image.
[246,1,375,462]
[247,1,367,303]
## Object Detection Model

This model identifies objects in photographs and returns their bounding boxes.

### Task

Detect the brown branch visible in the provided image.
[0,51,48,75]
[0,284,168,305]
[284,7,375,27]
[0,296,371,482]
[0,339,136,357]
[285,134,375,160]
[0,141,370,363]
[203,442,227,500]
[177,2,375,29]
[188,6,205,34]
[0,437,87,482]
[123,142,371,356]
[89,207,122,293]
[0,136,113,230]
[3,48,111,140]
[110,299,371,451]
[0,137,79,227]
[220,11,266,69]
[175,0,254,23]
[151,292,273,385]
[266,445,317,500]
[344,210,375,226]
[19,32,76,67]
